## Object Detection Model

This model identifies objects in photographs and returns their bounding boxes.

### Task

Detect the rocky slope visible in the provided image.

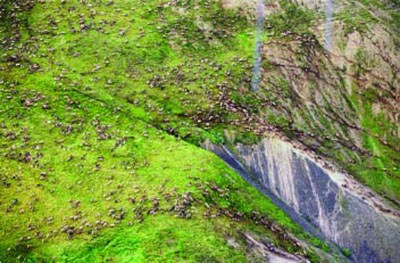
[0,0,399,262]
[204,137,400,262]
[223,0,400,203]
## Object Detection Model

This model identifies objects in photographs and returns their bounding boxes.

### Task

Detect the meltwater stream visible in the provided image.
[324,0,334,51]
[204,138,400,263]
[251,0,265,92]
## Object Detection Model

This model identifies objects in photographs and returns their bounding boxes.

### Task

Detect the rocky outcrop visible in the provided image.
[204,138,400,262]
[242,232,309,263]
[219,0,400,204]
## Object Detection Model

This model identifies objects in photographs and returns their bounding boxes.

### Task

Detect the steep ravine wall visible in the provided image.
[203,138,400,263]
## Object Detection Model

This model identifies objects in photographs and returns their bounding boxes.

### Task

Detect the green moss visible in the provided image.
[1,0,398,261]
[0,2,328,261]
[25,216,249,263]
[269,2,315,36]
[341,248,352,258]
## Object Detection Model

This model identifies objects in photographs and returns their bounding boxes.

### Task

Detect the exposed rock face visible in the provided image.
[204,138,400,263]
[220,0,400,204]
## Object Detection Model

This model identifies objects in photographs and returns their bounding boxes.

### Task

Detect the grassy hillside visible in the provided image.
[0,0,331,261]
[3,0,398,203]
[0,84,320,261]
[0,0,398,261]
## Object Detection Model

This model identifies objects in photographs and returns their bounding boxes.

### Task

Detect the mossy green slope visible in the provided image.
[0,1,332,261]
[1,0,398,261]
[0,62,325,261]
